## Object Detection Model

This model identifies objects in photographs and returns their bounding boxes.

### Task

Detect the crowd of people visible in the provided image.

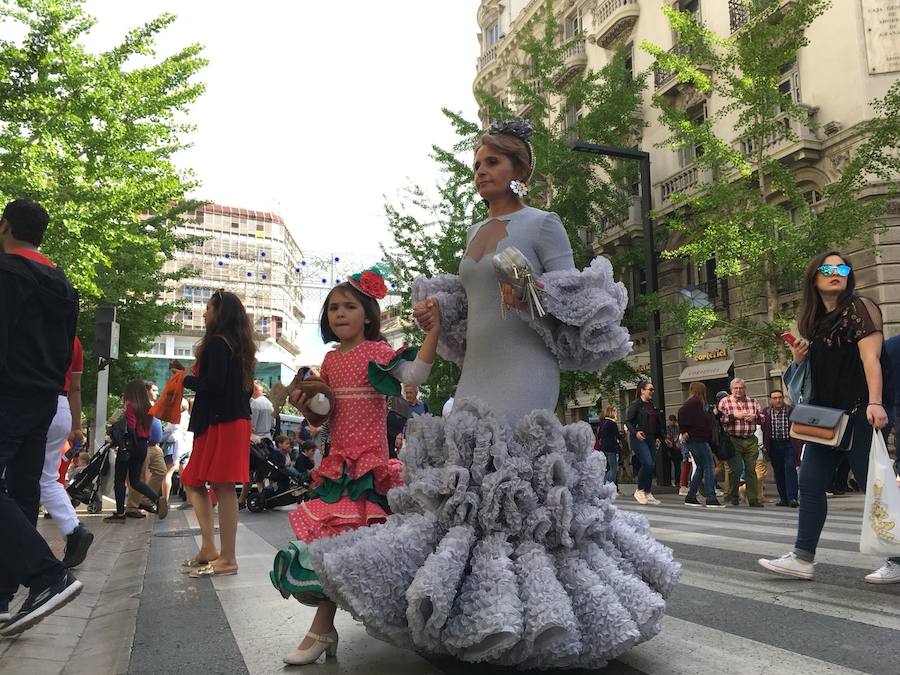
[2,113,898,666]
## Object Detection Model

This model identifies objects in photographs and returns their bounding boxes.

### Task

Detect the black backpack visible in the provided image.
[710,413,736,461]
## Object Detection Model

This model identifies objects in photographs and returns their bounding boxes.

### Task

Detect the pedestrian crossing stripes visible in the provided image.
[173,492,898,675]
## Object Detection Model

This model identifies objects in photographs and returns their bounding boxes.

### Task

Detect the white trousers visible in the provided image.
[41,395,79,536]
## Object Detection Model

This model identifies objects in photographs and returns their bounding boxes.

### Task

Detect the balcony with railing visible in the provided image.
[733,107,821,165]
[728,0,749,32]
[478,44,498,71]
[659,163,713,204]
[593,0,641,49]
[512,77,544,115]
[599,196,643,248]
[653,43,711,97]
[557,38,587,84]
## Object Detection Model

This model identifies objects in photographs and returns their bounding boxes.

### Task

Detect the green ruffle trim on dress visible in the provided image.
[367,346,419,396]
[270,540,328,607]
[310,469,390,511]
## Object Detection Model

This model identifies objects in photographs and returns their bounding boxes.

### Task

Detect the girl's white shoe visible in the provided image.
[283,630,339,665]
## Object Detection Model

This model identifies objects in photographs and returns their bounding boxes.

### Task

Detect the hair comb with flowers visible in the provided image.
[348,264,389,300]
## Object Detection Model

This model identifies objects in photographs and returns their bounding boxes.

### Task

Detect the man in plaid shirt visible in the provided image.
[718,378,765,507]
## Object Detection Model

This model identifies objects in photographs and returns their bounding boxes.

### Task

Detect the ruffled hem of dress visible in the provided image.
[270,540,329,607]
[288,494,391,543]
[304,397,680,668]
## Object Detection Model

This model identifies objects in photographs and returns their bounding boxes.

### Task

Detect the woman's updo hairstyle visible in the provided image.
[475,117,536,183]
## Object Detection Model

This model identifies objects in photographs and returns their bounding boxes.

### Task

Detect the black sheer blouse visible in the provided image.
[809,296,888,411]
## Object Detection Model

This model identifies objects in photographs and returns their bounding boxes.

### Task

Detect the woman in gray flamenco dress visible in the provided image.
[300,119,680,669]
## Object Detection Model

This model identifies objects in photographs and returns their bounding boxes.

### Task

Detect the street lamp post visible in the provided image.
[571,141,670,487]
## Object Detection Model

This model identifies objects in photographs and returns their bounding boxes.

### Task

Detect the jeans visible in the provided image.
[727,436,760,504]
[628,433,655,493]
[0,392,69,602]
[603,451,618,485]
[114,438,159,514]
[768,438,798,503]
[685,442,716,502]
[794,412,900,564]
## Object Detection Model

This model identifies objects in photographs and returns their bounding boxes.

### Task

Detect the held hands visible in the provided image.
[412,297,441,335]
[789,339,809,364]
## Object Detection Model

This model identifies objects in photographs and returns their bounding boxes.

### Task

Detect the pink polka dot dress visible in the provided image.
[288,340,405,543]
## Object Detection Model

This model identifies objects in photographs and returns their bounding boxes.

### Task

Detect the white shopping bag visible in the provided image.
[859,431,900,556]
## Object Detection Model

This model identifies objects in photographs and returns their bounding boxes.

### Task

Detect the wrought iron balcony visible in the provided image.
[593,0,641,49]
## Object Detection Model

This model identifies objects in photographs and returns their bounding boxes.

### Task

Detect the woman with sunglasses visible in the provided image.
[759,252,900,584]
[624,380,666,505]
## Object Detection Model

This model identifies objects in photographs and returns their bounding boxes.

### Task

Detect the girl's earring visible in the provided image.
[509,180,528,197]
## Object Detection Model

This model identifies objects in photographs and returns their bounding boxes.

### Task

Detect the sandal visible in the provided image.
[181,557,217,568]
[188,563,238,578]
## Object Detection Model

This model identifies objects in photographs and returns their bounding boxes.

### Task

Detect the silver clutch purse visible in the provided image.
[492,246,546,320]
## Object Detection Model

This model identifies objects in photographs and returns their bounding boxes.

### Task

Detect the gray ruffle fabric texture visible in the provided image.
[529,256,632,372]
[412,258,631,374]
[307,399,681,669]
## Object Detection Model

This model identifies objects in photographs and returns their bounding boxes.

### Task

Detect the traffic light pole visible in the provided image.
[571,142,671,488]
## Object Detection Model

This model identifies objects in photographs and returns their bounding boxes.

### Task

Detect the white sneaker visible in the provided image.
[865,560,900,584]
[715,489,724,497]
[678,487,689,496]
[633,489,649,505]
[758,552,814,580]
[645,493,661,505]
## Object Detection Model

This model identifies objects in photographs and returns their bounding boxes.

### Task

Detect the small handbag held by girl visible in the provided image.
[788,403,851,448]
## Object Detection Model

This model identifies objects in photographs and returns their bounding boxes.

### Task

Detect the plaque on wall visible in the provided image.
[862,0,900,74]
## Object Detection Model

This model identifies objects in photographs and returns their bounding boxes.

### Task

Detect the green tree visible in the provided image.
[642,0,900,361]
[383,2,645,413]
[0,0,207,416]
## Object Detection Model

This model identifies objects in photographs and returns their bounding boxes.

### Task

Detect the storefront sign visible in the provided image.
[862,0,900,74]
[696,348,728,362]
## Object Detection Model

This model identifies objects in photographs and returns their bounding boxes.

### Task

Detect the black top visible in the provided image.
[183,335,252,436]
[809,297,892,411]
[677,396,713,443]
[598,418,623,453]
[0,253,79,395]
[624,398,665,440]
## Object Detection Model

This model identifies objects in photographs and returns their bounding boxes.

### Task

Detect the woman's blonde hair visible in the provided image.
[604,405,619,419]
[475,133,532,182]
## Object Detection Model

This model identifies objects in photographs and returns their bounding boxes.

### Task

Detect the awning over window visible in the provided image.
[678,359,734,383]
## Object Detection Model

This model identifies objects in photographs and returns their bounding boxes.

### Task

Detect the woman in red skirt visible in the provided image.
[173,289,255,577]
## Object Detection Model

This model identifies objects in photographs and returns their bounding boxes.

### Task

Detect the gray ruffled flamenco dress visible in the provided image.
[306,207,681,669]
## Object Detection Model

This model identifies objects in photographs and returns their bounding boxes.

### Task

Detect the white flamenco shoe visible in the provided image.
[283,630,339,665]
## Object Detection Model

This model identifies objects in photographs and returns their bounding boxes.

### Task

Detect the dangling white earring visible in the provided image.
[509,179,529,197]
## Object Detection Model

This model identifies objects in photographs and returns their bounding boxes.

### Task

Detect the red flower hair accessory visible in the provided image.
[349,265,389,300]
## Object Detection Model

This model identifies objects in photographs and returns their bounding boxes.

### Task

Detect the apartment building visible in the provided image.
[474,0,900,417]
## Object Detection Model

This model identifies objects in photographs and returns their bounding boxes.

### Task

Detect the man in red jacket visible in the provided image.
[761,390,802,507]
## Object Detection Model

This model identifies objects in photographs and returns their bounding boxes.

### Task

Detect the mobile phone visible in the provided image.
[781,332,798,346]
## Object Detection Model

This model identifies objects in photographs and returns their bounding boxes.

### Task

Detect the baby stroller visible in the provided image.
[245,440,311,512]
[66,442,112,514]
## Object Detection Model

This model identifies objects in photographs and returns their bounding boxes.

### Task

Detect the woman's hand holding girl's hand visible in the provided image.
[413,298,440,333]
[867,403,888,429]
[789,339,809,364]
[289,390,309,411]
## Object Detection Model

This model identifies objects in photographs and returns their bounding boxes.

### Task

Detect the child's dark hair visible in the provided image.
[319,282,382,343]
[274,435,290,446]
[301,440,317,453]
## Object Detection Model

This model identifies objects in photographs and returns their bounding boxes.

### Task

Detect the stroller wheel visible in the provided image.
[247,493,265,513]
[87,498,102,514]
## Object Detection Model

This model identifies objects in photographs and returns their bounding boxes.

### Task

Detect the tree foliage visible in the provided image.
[383,2,646,413]
[0,0,207,416]
[642,0,900,360]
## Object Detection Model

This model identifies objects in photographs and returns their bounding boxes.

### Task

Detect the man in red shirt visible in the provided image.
[40,336,94,567]
[0,199,83,636]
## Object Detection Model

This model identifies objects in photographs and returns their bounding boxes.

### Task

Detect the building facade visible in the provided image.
[474,0,900,418]
[139,203,305,388]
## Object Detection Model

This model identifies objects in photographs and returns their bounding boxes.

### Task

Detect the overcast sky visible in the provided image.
[79,0,481,362]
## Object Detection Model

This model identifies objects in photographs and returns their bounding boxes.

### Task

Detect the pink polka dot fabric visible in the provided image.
[288,340,405,543]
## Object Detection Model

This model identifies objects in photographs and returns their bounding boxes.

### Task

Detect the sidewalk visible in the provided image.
[0,513,153,675]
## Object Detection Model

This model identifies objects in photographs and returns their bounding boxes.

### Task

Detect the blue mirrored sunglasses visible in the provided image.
[817,264,851,277]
